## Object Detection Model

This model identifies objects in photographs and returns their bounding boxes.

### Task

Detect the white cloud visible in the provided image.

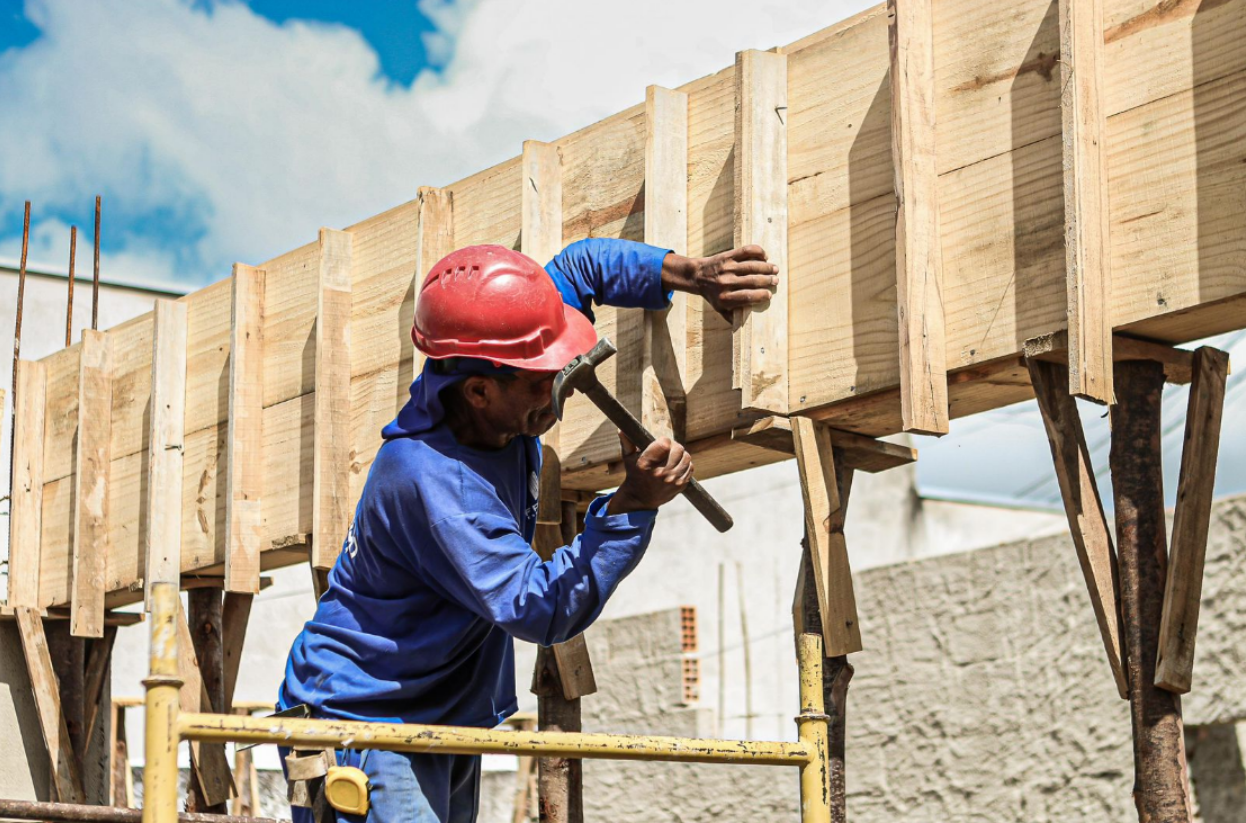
[0,0,872,286]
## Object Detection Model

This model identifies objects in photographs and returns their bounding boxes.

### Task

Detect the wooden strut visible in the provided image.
[1110,360,1193,821]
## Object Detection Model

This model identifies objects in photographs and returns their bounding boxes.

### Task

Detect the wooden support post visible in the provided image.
[413,187,454,381]
[888,0,949,435]
[82,625,118,754]
[642,84,689,442]
[221,591,253,714]
[312,229,353,574]
[176,604,235,808]
[732,49,788,414]
[15,608,85,804]
[110,702,134,808]
[1058,0,1113,404]
[791,417,861,655]
[145,300,187,611]
[230,708,261,817]
[1156,347,1230,694]
[225,264,265,594]
[532,646,582,823]
[72,329,112,638]
[1110,361,1194,821]
[510,714,538,823]
[186,589,227,813]
[8,360,46,608]
[1027,358,1128,698]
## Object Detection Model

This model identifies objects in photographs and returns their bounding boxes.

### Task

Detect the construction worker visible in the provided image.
[278,238,779,823]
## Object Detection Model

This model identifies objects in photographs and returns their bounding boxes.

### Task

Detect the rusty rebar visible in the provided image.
[9,201,31,493]
[93,195,101,330]
[66,225,77,347]
[0,798,280,823]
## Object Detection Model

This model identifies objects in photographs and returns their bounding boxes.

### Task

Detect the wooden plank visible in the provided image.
[1027,357,1128,698]
[176,602,235,807]
[1060,0,1113,404]
[790,416,861,656]
[1026,329,1197,385]
[81,625,117,753]
[8,360,46,607]
[732,49,788,414]
[71,329,112,638]
[642,84,689,442]
[221,591,253,712]
[731,416,918,473]
[225,264,265,594]
[312,229,353,572]
[1155,346,1230,694]
[889,0,949,435]
[413,187,455,381]
[14,608,85,804]
[145,300,187,610]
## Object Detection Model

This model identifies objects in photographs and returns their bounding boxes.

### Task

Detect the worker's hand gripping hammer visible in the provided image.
[551,338,734,532]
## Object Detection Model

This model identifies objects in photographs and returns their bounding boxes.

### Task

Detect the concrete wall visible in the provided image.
[477,492,1246,822]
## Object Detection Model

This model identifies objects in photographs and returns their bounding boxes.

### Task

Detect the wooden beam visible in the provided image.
[732,416,918,474]
[81,625,117,754]
[413,187,454,381]
[1059,0,1113,404]
[1156,346,1230,694]
[71,329,112,638]
[8,360,46,608]
[791,416,861,656]
[145,300,187,611]
[1027,358,1128,699]
[221,591,253,713]
[312,229,353,572]
[888,0,949,435]
[1026,330,1198,385]
[14,608,85,804]
[175,603,235,807]
[732,49,788,414]
[225,264,265,594]
[642,84,689,442]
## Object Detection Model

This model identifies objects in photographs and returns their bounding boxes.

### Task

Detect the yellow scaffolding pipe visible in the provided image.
[143,582,832,823]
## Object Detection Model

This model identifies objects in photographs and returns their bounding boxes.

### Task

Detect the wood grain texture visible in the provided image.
[9,361,46,607]
[733,49,789,413]
[791,416,862,656]
[312,229,353,571]
[225,264,265,594]
[15,608,85,803]
[1156,346,1230,694]
[176,603,235,806]
[641,84,689,442]
[1060,0,1114,403]
[145,300,187,610]
[889,0,949,434]
[71,329,112,638]
[413,187,454,381]
[1028,357,1128,698]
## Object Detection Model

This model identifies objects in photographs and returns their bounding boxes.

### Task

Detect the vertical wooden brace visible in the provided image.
[71,329,112,638]
[1059,0,1113,404]
[15,608,85,804]
[791,416,862,656]
[1156,347,1230,694]
[642,84,689,442]
[312,229,354,572]
[888,0,949,435]
[523,140,566,524]
[1028,358,1128,698]
[225,264,265,594]
[413,187,455,382]
[145,300,187,610]
[176,602,235,807]
[8,360,46,608]
[732,49,789,415]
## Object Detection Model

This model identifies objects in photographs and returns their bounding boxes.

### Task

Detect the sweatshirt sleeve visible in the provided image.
[544,238,673,322]
[423,496,656,646]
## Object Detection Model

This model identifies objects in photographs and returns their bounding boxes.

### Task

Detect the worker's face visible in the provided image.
[464,370,561,439]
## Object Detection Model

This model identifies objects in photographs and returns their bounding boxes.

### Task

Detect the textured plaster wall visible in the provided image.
[483,493,1246,822]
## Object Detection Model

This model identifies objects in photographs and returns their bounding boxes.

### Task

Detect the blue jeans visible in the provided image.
[282,747,481,823]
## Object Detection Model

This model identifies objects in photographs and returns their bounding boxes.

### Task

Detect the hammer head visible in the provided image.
[551,338,617,420]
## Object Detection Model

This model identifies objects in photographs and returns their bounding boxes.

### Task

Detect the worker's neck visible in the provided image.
[445,401,514,450]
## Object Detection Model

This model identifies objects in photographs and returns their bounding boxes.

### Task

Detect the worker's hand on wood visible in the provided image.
[662,245,780,323]
[607,433,693,514]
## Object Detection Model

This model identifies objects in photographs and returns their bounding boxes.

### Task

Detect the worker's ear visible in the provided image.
[459,376,494,409]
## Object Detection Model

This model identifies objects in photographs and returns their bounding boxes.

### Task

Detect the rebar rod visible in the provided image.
[0,798,279,823]
[66,226,77,347]
[92,196,101,330]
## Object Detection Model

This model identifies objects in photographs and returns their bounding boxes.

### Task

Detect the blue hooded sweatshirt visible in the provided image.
[280,238,674,728]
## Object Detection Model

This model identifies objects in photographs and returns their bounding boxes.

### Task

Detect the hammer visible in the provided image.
[551,338,734,532]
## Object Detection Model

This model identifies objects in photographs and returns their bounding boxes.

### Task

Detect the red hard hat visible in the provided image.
[412,245,597,371]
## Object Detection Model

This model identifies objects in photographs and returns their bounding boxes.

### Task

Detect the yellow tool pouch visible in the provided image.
[325,766,370,816]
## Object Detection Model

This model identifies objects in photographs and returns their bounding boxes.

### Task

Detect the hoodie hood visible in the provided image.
[382,358,519,440]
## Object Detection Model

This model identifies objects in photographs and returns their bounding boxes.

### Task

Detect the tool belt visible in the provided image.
[281,705,370,821]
